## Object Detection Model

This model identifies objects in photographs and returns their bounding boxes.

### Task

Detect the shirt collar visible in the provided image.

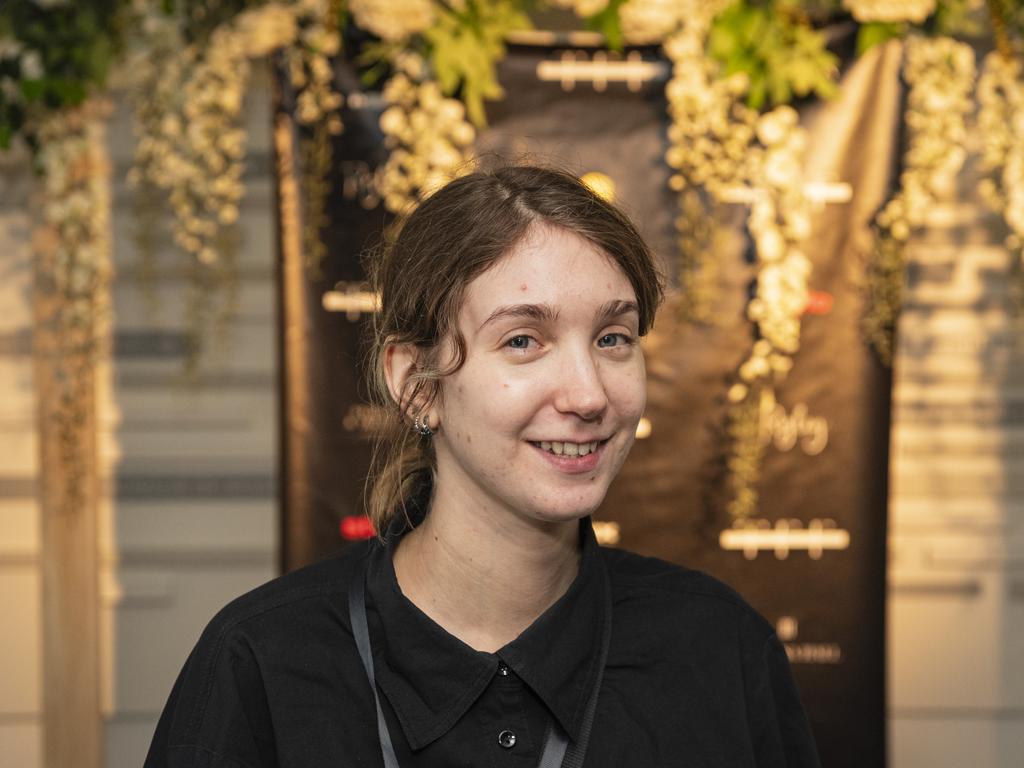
[364,514,608,750]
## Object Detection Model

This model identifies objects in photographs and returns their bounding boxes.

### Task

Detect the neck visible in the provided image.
[391,495,582,653]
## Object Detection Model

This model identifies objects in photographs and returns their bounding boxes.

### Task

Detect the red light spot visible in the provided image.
[340,515,376,541]
[804,290,834,315]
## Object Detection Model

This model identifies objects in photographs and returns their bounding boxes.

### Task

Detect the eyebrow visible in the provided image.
[479,303,559,332]
[478,299,640,333]
[596,299,641,324]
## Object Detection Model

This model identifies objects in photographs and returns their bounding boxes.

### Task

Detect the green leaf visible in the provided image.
[20,79,45,103]
[931,0,983,37]
[357,41,399,87]
[49,78,87,106]
[424,0,530,127]
[748,76,767,110]
[85,35,113,85]
[708,0,839,110]
[856,21,905,55]
[585,0,627,52]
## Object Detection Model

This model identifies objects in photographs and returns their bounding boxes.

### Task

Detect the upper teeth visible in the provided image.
[538,441,600,457]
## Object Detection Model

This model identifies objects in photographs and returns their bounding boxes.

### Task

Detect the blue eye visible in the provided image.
[597,333,630,348]
[506,335,533,349]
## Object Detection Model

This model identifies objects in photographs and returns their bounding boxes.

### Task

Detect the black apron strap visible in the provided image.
[347,549,612,768]
[348,555,402,768]
[561,561,612,768]
[536,721,569,768]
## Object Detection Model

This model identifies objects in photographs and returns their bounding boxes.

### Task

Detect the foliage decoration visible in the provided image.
[349,0,436,42]
[663,0,750,321]
[862,35,975,363]
[32,98,114,516]
[724,106,814,520]
[617,0,690,44]
[842,0,937,24]
[423,0,530,127]
[551,0,613,22]
[581,0,627,50]
[932,0,987,38]
[977,48,1024,298]
[855,20,908,53]
[376,52,477,213]
[0,1,126,521]
[127,0,344,367]
[290,0,345,275]
[708,1,839,109]
[662,3,817,520]
[3,0,1023,526]
[0,0,126,151]
[129,0,342,267]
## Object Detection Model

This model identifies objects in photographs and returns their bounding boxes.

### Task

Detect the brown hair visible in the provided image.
[364,164,664,534]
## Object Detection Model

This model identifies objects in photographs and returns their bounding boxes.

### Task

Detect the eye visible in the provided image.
[597,333,632,348]
[505,334,535,350]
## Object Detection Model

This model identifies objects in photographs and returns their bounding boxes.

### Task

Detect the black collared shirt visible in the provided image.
[146,519,821,767]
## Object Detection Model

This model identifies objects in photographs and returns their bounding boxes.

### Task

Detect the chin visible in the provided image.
[526,494,606,525]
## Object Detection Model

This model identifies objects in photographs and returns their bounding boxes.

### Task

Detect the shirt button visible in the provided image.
[498,730,517,749]
[497,661,510,676]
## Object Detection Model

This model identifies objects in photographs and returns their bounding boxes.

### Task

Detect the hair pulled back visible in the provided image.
[364,164,664,534]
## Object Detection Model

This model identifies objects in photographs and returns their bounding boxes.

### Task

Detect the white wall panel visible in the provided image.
[112,564,275,715]
[102,64,279,768]
[0,569,42,714]
[0,152,42,768]
[0,723,42,768]
[105,718,159,768]
[888,131,1023,768]
[115,500,276,553]
[0,500,39,555]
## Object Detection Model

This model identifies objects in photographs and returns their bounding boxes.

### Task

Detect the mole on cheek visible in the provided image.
[520,284,528,292]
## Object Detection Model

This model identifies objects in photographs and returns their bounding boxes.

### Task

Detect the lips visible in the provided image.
[531,439,603,457]
[528,438,609,474]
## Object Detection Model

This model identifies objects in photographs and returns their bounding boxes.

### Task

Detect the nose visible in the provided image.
[553,346,608,421]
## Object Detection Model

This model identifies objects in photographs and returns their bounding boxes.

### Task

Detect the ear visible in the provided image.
[383,341,429,422]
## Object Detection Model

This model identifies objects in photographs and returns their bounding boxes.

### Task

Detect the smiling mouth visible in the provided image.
[529,439,608,457]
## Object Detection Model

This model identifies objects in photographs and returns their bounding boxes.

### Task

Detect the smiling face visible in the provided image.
[429,222,648,530]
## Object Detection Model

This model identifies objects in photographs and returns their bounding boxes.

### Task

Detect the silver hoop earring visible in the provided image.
[413,412,433,437]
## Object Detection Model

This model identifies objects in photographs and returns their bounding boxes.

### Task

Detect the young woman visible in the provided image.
[146,166,821,767]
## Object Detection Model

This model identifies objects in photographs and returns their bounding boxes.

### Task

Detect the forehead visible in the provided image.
[459,224,636,327]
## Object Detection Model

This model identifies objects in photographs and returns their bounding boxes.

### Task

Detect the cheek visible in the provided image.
[445,367,539,433]
[491,375,547,428]
[607,361,647,417]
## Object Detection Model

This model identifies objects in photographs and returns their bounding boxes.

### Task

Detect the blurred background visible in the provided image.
[1,1,1023,767]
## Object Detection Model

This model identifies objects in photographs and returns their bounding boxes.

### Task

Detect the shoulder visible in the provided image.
[600,546,775,645]
[175,540,373,695]
[197,540,371,651]
[150,542,373,751]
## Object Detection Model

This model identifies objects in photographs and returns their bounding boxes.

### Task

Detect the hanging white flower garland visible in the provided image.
[130,0,343,267]
[376,51,477,214]
[662,5,815,521]
[977,50,1024,267]
[349,0,437,42]
[841,0,937,24]
[863,35,975,363]
[33,99,113,511]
